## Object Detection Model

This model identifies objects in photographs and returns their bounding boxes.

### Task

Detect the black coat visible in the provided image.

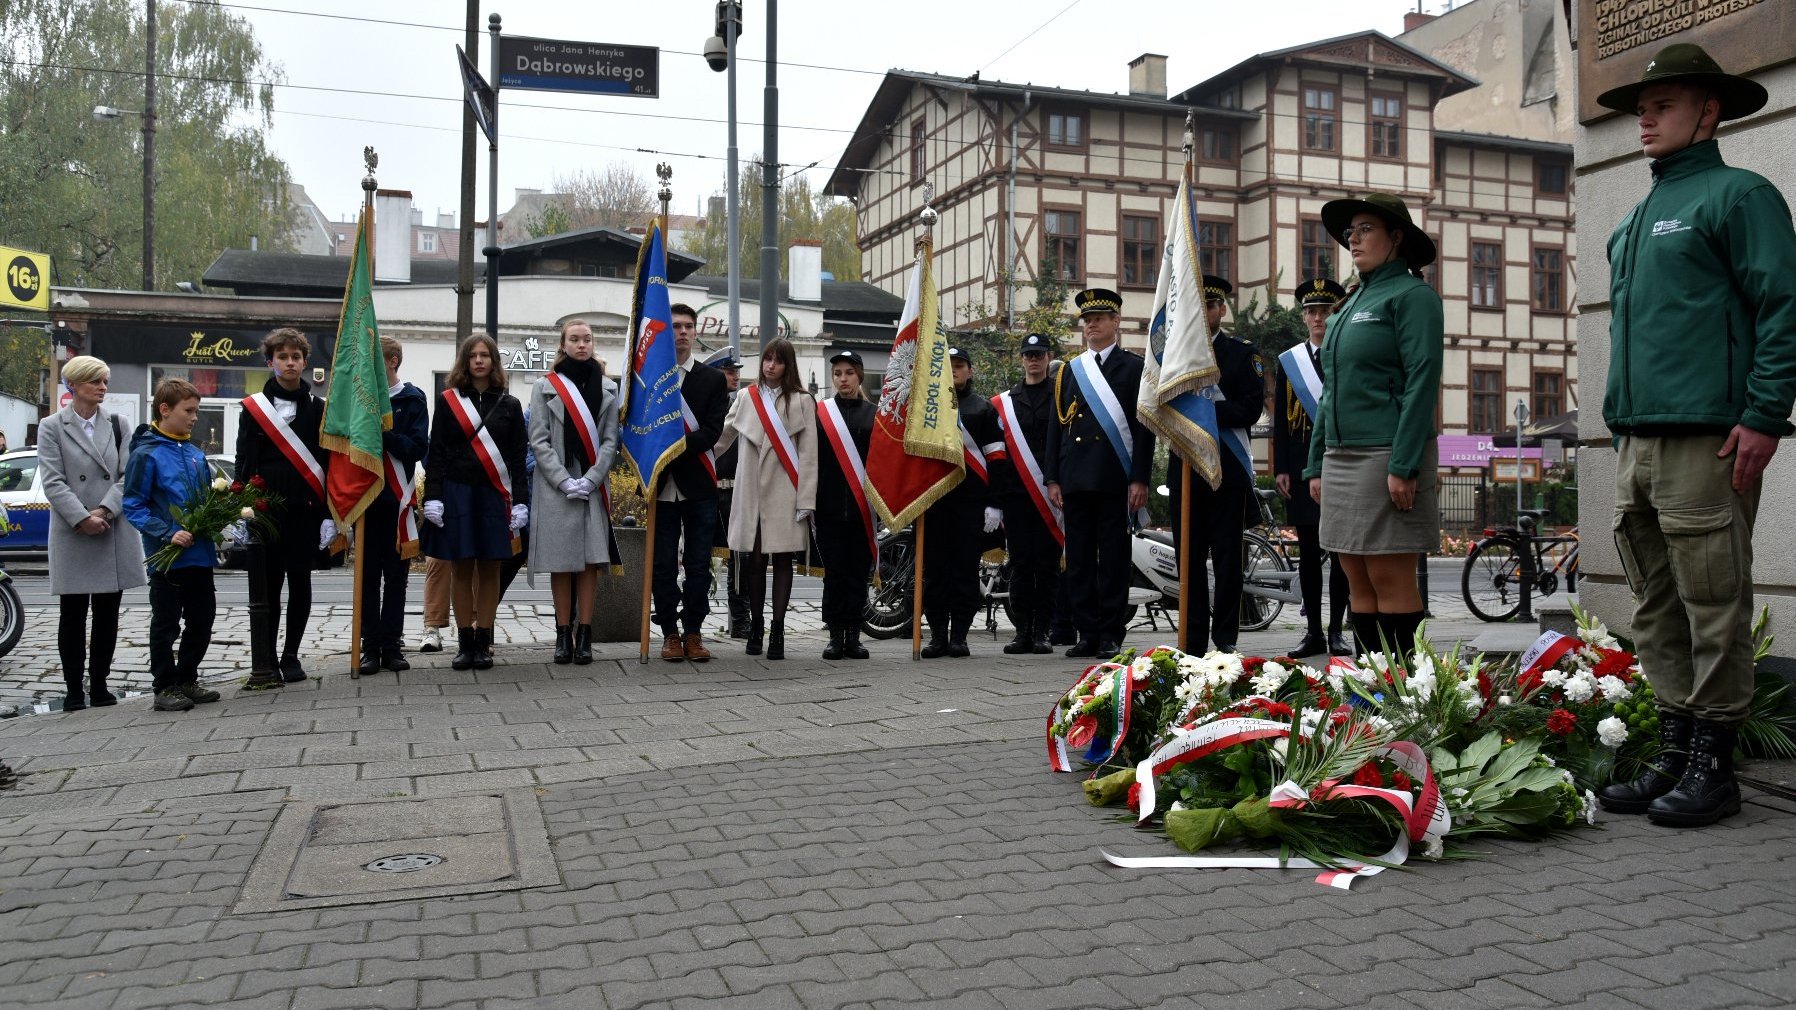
[815,394,874,524]
[424,386,529,504]
[1272,341,1322,525]
[1207,330,1268,486]
[383,382,431,480]
[664,361,729,500]
[235,377,329,524]
[944,383,1001,509]
[1044,346,1155,492]
[990,376,1056,511]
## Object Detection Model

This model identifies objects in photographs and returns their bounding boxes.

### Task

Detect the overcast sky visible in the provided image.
[232,0,1458,227]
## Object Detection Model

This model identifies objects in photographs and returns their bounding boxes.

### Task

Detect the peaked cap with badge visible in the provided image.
[1297,277,1347,307]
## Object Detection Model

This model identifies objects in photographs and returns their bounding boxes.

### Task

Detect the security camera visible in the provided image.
[704,35,728,72]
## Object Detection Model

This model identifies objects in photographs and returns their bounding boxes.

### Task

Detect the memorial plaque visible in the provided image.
[1577,0,1796,123]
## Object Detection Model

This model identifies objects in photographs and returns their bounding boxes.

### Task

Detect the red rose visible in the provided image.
[249,474,268,489]
[1067,715,1098,750]
[229,481,244,494]
[254,497,270,511]
[1594,650,1636,681]
[1391,770,1413,791]
[1127,783,1142,809]
[1353,764,1385,787]
[1547,708,1578,737]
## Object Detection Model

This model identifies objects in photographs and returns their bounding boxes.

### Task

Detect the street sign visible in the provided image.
[497,35,658,98]
[1,244,50,311]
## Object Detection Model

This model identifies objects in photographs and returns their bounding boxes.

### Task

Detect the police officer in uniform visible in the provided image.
[1169,276,1268,654]
[705,347,752,638]
[1046,289,1154,658]
[990,334,1062,654]
[920,347,1004,658]
[1274,278,1352,657]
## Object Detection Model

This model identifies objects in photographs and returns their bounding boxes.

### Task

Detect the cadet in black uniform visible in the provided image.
[990,333,1062,654]
[921,347,1004,658]
[1046,289,1154,658]
[1274,278,1352,657]
[1168,276,1268,654]
[815,350,876,660]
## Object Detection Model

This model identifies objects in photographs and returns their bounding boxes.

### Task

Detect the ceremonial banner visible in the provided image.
[1137,162,1223,490]
[618,222,684,495]
[320,208,392,527]
[865,236,961,529]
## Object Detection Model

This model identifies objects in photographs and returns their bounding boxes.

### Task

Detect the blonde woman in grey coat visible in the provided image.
[39,356,146,710]
[527,319,619,665]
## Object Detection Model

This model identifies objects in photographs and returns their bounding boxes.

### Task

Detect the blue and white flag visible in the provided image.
[1137,162,1223,490]
[618,222,684,495]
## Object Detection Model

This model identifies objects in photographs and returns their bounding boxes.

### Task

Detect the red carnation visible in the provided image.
[1594,650,1636,681]
[249,474,267,490]
[1241,656,1266,676]
[254,497,270,512]
[1547,708,1578,737]
[1067,715,1098,750]
[1391,770,1414,791]
[1353,764,1385,787]
[1127,783,1142,809]
[229,481,244,494]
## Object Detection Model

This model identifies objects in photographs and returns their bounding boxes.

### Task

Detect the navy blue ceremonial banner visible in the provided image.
[619,223,683,494]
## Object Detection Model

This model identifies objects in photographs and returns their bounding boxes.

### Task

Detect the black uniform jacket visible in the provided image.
[990,377,1056,513]
[664,361,729,500]
[1207,330,1268,486]
[424,386,530,504]
[235,376,329,523]
[815,394,874,524]
[943,383,1001,509]
[1044,346,1155,492]
[1272,341,1322,525]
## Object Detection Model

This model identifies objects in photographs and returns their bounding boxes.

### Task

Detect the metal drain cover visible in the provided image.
[365,853,443,873]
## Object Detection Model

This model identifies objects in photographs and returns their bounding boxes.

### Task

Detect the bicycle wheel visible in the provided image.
[862,537,915,639]
[0,577,20,659]
[1239,533,1288,632]
[1462,537,1524,622]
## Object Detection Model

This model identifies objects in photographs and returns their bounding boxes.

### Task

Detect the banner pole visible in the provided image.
[911,515,926,660]
[349,516,366,678]
[1178,464,1191,654]
[638,491,658,664]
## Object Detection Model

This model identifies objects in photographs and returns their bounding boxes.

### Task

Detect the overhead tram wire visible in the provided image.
[271,106,728,164]
[975,0,1086,75]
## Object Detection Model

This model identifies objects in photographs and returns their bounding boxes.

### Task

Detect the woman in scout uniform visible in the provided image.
[716,337,818,660]
[1304,193,1443,659]
[814,350,876,661]
[420,333,529,671]
[527,318,620,667]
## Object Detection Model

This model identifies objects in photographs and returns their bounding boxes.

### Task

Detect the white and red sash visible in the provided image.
[542,372,603,474]
[384,452,419,556]
[241,392,325,501]
[994,391,1065,546]
[817,398,877,555]
[442,389,514,510]
[750,385,802,492]
[958,422,989,483]
[681,398,719,484]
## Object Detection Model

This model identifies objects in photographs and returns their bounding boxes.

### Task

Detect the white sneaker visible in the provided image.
[418,627,443,652]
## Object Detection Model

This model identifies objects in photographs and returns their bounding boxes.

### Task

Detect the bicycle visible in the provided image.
[1238,489,1299,633]
[861,525,1016,640]
[1461,511,1580,622]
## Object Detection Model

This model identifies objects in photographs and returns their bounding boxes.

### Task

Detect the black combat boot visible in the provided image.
[844,626,870,660]
[451,627,477,671]
[920,613,950,659]
[1598,712,1692,814]
[947,612,973,658]
[766,621,786,661]
[822,627,845,661]
[1002,617,1033,655]
[746,616,764,656]
[1647,720,1742,827]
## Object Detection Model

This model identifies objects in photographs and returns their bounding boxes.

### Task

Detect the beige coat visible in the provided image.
[718,385,817,554]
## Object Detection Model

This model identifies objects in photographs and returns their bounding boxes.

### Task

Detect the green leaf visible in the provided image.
[1460,732,1503,775]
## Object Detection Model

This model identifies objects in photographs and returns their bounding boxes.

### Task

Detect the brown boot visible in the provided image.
[684,633,712,663]
[660,633,686,661]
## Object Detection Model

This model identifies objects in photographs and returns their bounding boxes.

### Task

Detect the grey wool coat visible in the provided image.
[716,385,818,555]
[39,406,147,596]
[526,373,620,580]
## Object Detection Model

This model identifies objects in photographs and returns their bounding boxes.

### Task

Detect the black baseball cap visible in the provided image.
[828,349,863,370]
[1019,333,1054,356]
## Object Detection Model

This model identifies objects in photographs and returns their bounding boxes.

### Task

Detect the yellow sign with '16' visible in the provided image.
[1,244,51,311]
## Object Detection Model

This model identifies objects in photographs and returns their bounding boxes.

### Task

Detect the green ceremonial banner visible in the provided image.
[320,210,393,526]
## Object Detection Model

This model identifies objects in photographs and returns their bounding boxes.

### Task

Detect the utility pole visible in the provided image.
[142,0,157,291]
[455,0,478,338]
[758,0,780,348]
[722,2,743,358]
[485,13,502,340]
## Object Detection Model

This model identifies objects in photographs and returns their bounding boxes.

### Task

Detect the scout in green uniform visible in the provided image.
[1304,193,1443,659]
[1592,45,1796,827]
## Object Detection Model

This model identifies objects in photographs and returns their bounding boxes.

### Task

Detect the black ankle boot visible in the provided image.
[767,622,785,660]
[62,674,87,712]
[844,626,869,660]
[1600,712,1692,814]
[89,676,117,707]
[1003,618,1033,655]
[1031,626,1052,655]
[947,613,972,658]
[920,614,950,659]
[473,627,494,670]
[554,624,573,665]
[822,627,845,661]
[1350,613,1384,658]
[1648,720,1742,827]
[357,645,380,676]
[572,624,593,665]
[451,627,476,671]
[746,617,764,656]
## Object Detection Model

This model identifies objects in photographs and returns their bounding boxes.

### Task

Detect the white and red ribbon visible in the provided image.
[242,392,325,501]
[383,452,418,554]
[542,371,603,473]
[959,422,988,483]
[1520,630,1578,679]
[994,391,1064,546]
[681,397,719,485]
[1046,663,1134,777]
[443,389,514,510]
[751,385,802,492]
[818,398,877,556]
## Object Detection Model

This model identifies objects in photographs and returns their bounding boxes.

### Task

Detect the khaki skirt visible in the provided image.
[1319,440,1438,555]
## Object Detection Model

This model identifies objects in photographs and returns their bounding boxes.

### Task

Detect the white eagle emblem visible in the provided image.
[878,338,917,421]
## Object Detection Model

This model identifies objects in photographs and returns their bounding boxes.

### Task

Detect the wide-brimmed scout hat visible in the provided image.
[1321,192,1437,270]
[1595,42,1767,121]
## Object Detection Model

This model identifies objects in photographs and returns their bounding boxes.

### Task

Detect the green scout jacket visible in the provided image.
[1305,260,1444,480]
[1605,140,1796,437]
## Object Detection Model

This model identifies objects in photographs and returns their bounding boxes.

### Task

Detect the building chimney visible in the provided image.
[374,188,414,284]
[437,211,455,229]
[708,195,726,221]
[788,239,823,303]
[1128,53,1168,98]
[1403,11,1438,32]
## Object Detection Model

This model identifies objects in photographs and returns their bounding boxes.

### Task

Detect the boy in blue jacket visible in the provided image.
[124,378,220,713]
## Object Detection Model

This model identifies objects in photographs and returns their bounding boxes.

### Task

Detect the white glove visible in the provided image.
[509,503,530,532]
[319,519,338,549]
[423,500,445,527]
[223,520,250,545]
[574,477,596,497]
[565,477,592,501]
[983,507,1002,533]
[559,477,580,494]
[795,509,813,525]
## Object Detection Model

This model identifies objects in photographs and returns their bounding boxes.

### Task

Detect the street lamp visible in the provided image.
[705,2,744,359]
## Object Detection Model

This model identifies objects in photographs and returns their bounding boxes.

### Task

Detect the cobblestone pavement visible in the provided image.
[1,620,1792,1010]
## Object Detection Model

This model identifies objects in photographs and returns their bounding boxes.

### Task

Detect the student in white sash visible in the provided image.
[716,337,817,660]
[420,333,529,671]
[527,319,619,666]
[814,350,875,661]
[235,328,333,684]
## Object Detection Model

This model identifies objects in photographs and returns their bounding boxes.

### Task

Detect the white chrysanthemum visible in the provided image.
[1540,669,1568,688]
[1366,714,1394,735]
[1582,789,1599,825]
[1250,661,1291,697]
[1597,676,1633,702]
[1423,836,1444,859]
[1597,716,1629,748]
[1092,673,1115,698]
[1176,654,1206,678]
[1561,672,1596,704]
